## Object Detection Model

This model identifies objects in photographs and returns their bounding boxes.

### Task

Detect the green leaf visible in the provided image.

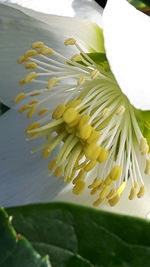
[6,202,150,267]
[0,207,51,267]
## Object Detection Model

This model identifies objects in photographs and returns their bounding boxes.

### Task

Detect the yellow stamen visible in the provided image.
[17,56,30,64]
[32,41,44,49]
[97,148,109,163]
[38,108,48,116]
[14,93,26,104]
[84,144,101,161]
[109,166,122,181]
[71,54,82,62]
[63,108,78,124]
[39,46,54,55]
[78,115,90,129]
[140,138,149,155]
[73,170,85,184]
[25,122,40,133]
[24,72,37,83]
[54,166,62,177]
[66,99,82,109]
[88,177,102,189]
[27,105,38,118]
[78,76,86,85]
[129,187,136,200]
[64,38,76,45]
[19,105,30,113]
[47,77,58,89]
[48,158,57,171]
[117,181,126,196]
[52,104,66,120]
[19,79,26,86]
[24,49,38,57]
[87,130,100,144]
[79,123,93,140]
[91,69,100,79]
[25,62,38,69]
[116,105,125,115]
[84,160,97,172]
[73,180,85,195]
[108,194,120,206]
[145,159,150,174]
[106,188,116,199]
[137,185,145,198]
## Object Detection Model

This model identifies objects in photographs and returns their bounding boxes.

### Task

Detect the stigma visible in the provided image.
[15,38,150,207]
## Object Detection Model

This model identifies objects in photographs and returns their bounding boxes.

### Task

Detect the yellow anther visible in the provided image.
[39,46,54,55]
[24,49,38,57]
[19,105,30,113]
[88,178,102,189]
[93,197,104,207]
[109,166,122,181]
[38,108,48,116]
[54,166,62,177]
[78,76,86,86]
[97,148,109,163]
[129,187,136,200]
[79,123,93,140]
[140,138,149,155]
[27,105,38,118]
[87,130,100,144]
[66,99,82,109]
[68,115,80,128]
[52,104,66,120]
[100,186,110,199]
[90,187,99,195]
[84,160,97,172]
[30,92,41,97]
[74,162,86,171]
[84,144,101,161]
[25,122,40,133]
[17,56,30,64]
[137,185,145,198]
[47,77,58,89]
[48,158,57,171]
[63,108,78,124]
[64,38,76,45]
[14,93,26,104]
[108,194,120,206]
[116,105,125,115]
[71,54,82,62]
[42,149,50,159]
[73,180,85,195]
[24,72,37,83]
[19,79,26,86]
[78,115,90,129]
[32,41,44,49]
[28,100,39,105]
[117,181,126,196]
[25,62,38,69]
[73,170,85,184]
[91,69,100,79]
[104,176,112,186]
[106,188,116,199]
[145,159,150,174]
[102,108,110,117]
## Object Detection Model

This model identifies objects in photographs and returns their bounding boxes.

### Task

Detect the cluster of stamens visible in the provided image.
[15,38,150,207]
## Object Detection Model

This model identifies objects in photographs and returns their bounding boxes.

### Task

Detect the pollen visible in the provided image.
[16,39,150,209]
[64,38,76,45]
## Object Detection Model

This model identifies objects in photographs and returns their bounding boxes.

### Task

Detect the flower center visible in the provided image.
[15,38,150,207]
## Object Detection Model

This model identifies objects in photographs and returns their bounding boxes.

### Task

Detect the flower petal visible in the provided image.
[103,0,150,110]
[0,3,103,107]
[0,109,66,207]
[1,0,103,25]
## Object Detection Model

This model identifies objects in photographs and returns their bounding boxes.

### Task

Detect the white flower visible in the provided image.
[0,0,150,219]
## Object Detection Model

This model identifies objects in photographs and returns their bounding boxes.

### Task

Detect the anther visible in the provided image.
[64,38,76,45]
[137,185,145,198]
[73,180,85,195]
[38,108,48,116]
[77,76,86,86]
[63,108,78,124]
[14,93,26,103]
[39,46,54,55]
[145,159,150,174]
[106,188,116,199]
[84,160,97,172]
[17,56,30,64]
[27,105,38,118]
[97,148,109,163]
[48,158,57,171]
[84,144,101,161]
[71,54,82,62]
[109,166,122,181]
[47,77,58,89]
[25,62,38,69]
[129,187,136,200]
[24,50,38,57]
[32,41,44,49]
[108,194,120,206]
[54,166,62,177]
[79,123,93,140]
[24,72,37,83]
[87,129,100,144]
[52,104,66,120]
[102,108,110,117]
[140,138,149,155]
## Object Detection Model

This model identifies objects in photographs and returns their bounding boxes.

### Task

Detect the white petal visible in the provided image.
[2,0,103,25]
[0,4,103,107]
[0,109,66,207]
[103,0,150,110]
[54,177,150,219]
